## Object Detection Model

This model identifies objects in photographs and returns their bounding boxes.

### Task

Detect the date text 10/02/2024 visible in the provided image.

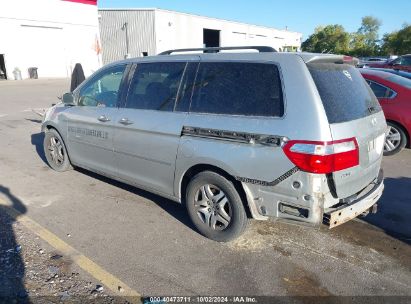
[143,296,258,304]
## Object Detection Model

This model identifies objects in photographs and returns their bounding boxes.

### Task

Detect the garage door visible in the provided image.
[19,25,68,78]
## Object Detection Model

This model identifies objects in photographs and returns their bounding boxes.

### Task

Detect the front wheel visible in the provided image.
[185,171,248,242]
[43,129,72,172]
[384,122,407,156]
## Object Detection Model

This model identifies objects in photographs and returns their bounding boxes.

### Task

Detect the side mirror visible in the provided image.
[62,92,74,105]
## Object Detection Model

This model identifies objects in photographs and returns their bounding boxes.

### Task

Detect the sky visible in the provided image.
[98,0,411,40]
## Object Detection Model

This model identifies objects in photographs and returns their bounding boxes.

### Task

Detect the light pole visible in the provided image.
[121,22,130,59]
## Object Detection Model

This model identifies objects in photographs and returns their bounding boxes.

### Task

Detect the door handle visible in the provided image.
[98,115,110,122]
[119,118,134,126]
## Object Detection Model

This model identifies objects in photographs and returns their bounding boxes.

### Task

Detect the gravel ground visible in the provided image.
[0,208,130,303]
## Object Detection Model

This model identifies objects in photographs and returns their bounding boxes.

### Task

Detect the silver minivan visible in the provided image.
[42,47,386,241]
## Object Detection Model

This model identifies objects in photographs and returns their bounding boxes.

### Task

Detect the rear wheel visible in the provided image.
[384,122,407,156]
[185,171,248,242]
[44,129,72,172]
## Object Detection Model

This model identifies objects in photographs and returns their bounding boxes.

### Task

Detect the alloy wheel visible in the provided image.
[384,126,402,152]
[48,136,65,167]
[194,184,232,231]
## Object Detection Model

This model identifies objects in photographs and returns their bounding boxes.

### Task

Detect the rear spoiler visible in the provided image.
[303,54,359,66]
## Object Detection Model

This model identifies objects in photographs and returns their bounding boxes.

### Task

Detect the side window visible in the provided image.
[367,80,391,98]
[402,57,411,66]
[175,62,198,112]
[387,89,396,98]
[125,62,186,111]
[392,57,402,65]
[78,65,126,107]
[190,62,284,117]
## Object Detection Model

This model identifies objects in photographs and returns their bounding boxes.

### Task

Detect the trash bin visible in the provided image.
[28,67,38,79]
[0,68,6,80]
[13,68,22,80]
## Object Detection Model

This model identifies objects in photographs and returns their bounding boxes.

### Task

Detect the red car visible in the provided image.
[367,54,411,73]
[360,69,411,155]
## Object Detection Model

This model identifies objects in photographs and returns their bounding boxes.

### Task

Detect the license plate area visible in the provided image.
[368,133,385,162]
[324,172,384,228]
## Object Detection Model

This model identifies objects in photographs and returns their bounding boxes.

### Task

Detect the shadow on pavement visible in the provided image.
[31,132,47,166]
[363,177,411,245]
[30,132,197,233]
[25,118,42,124]
[0,185,28,301]
[30,130,200,237]
[328,176,411,270]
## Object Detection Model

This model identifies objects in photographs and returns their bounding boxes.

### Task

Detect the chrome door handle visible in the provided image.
[119,118,133,125]
[98,115,110,122]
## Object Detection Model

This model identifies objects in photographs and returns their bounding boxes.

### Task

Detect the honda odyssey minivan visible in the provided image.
[42,47,386,241]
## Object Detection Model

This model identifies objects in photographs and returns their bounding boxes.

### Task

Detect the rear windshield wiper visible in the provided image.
[368,106,378,114]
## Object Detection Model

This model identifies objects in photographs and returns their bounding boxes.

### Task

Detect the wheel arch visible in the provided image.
[43,124,72,163]
[42,121,62,133]
[44,124,66,143]
[179,163,256,219]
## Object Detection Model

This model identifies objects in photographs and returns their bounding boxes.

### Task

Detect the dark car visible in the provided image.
[367,54,411,73]
[360,69,411,155]
[357,57,387,68]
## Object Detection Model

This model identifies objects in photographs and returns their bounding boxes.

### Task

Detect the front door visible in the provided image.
[114,61,198,196]
[63,64,127,176]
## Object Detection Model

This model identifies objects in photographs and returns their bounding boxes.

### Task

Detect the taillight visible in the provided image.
[283,138,359,174]
[342,55,359,66]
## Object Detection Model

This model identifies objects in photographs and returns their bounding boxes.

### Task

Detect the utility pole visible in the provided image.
[121,22,130,59]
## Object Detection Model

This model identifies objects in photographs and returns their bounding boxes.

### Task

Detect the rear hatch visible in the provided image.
[308,62,386,199]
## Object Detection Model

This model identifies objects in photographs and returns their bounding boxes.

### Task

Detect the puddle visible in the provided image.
[283,265,333,297]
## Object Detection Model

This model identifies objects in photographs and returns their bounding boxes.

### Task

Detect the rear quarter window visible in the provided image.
[190,62,284,117]
[308,63,381,124]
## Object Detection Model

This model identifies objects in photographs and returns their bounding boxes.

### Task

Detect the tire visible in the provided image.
[384,122,407,156]
[43,128,72,172]
[185,171,248,242]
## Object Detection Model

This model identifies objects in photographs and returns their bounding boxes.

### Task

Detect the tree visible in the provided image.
[358,16,381,44]
[302,25,350,54]
[350,16,382,56]
[381,24,411,55]
[302,17,410,56]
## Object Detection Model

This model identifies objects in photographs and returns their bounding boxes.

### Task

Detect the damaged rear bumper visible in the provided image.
[323,170,384,228]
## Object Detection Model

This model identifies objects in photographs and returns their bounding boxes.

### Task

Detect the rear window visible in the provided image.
[190,62,284,117]
[308,63,381,124]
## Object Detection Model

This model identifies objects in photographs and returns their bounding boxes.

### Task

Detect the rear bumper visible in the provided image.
[323,170,384,228]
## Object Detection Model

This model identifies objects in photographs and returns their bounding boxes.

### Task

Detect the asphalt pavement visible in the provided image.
[0,79,410,299]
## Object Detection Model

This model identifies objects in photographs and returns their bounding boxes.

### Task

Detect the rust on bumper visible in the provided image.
[324,172,384,228]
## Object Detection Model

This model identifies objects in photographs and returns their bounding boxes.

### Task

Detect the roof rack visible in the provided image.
[158,46,277,55]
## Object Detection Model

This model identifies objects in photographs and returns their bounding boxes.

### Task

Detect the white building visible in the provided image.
[0,0,102,80]
[99,9,303,64]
